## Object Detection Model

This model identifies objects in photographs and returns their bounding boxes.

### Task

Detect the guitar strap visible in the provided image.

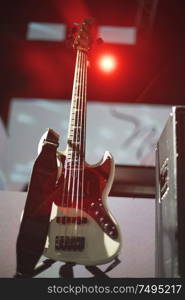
[14,129,59,277]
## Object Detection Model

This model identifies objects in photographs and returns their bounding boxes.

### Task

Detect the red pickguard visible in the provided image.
[52,154,118,240]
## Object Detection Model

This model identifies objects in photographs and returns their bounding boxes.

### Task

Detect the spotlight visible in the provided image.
[99,55,117,73]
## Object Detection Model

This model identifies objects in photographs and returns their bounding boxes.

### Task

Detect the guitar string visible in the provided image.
[76,50,86,238]
[71,49,82,238]
[70,49,83,239]
[60,49,81,242]
[78,50,84,229]
[81,51,87,227]
[70,50,86,241]
[75,50,84,236]
[68,49,82,239]
[72,50,86,241]
[79,51,87,229]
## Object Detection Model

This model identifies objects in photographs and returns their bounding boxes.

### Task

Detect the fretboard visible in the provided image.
[66,49,88,167]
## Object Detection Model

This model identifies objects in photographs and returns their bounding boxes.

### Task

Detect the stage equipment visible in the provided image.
[155,106,185,277]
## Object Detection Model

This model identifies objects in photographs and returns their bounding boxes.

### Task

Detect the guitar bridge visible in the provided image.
[55,236,85,251]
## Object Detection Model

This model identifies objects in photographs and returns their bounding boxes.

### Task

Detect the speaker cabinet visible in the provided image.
[155,106,185,277]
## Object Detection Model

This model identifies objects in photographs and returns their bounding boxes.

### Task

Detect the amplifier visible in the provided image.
[155,106,185,277]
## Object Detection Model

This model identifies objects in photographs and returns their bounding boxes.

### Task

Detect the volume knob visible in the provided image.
[104,223,108,229]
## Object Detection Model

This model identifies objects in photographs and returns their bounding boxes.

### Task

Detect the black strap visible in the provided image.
[14,259,56,278]
[15,129,59,276]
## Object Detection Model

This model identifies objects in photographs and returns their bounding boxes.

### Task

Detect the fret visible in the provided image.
[67,142,80,147]
[69,130,81,135]
[69,139,82,143]
[71,108,82,113]
[67,158,80,162]
[71,128,81,133]
[67,156,82,162]
[71,106,82,110]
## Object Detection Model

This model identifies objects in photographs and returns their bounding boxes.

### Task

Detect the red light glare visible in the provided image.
[99,55,117,73]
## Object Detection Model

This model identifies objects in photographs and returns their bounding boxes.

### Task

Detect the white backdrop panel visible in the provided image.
[5,98,171,191]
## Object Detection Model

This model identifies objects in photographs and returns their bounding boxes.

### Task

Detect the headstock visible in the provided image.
[69,18,95,52]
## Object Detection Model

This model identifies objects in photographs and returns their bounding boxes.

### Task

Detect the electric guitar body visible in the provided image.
[43,18,122,266]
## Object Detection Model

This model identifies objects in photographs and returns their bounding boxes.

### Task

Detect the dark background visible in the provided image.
[0,0,185,126]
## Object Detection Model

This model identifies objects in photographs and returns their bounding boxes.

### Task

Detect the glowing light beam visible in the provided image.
[99,55,117,73]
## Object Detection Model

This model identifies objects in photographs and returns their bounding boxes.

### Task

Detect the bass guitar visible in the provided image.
[42,18,121,266]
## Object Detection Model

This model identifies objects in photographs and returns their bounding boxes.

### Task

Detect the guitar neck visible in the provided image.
[66,49,88,165]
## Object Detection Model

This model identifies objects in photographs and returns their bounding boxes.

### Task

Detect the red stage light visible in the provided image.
[99,55,117,73]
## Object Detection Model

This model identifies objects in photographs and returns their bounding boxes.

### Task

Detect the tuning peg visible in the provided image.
[96,37,104,45]
[65,25,78,48]
[65,35,74,48]
[73,22,80,26]
[84,17,95,25]
[71,26,78,33]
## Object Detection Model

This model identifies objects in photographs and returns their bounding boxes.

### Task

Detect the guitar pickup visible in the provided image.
[56,216,88,224]
[55,236,85,251]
